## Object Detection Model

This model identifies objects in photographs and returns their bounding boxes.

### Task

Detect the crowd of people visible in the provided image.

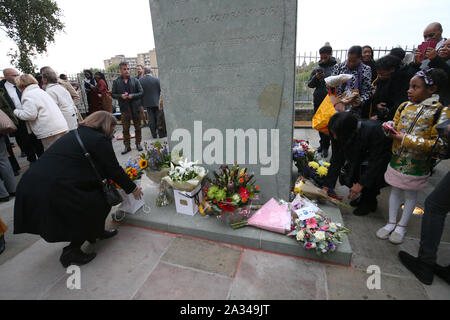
[309,22,449,285]
[0,62,165,265]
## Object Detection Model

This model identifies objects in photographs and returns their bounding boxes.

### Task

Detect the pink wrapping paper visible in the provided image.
[247,198,291,234]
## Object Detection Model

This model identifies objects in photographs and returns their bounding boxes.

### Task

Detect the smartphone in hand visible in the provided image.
[382,122,399,135]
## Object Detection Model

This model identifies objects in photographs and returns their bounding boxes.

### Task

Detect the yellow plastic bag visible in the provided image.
[312,94,337,134]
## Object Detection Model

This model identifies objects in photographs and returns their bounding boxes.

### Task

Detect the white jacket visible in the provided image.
[14,84,68,139]
[45,83,78,130]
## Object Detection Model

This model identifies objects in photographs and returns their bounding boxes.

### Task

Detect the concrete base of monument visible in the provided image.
[118,178,353,266]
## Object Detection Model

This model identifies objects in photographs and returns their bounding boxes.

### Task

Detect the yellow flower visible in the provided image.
[317,166,328,177]
[139,159,148,169]
[294,180,304,195]
[322,162,331,167]
[308,161,319,170]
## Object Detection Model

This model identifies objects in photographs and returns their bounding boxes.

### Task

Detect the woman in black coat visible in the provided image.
[322,112,392,216]
[14,111,143,267]
[370,55,411,122]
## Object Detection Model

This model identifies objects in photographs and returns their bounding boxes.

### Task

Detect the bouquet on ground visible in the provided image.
[288,212,350,255]
[162,158,207,192]
[140,141,171,183]
[293,138,329,187]
[230,197,293,233]
[294,177,351,209]
[199,165,260,223]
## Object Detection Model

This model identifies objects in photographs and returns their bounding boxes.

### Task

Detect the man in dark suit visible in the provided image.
[0,68,44,166]
[111,62,144,154]
[139,67,161,139]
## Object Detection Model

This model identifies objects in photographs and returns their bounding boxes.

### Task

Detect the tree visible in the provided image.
[106,63,120,73]
[0,0,64,73]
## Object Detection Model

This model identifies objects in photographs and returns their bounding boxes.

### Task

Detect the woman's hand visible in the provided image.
[132,187,143,200]
[390,132,405,141]
[348,183,363,200]
[414,49,423,63]
[322,187,329,195]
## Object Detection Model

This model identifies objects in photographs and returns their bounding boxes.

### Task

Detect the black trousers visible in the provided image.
[5,136,20,172]
[146,106,159,138]
[418,171,450,265]
[15,121,44,163]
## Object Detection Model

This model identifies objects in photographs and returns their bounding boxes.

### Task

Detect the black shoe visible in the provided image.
[60,247,96,268]
[0,197,9,203]
[353,202,377,216]
[398,251,434,285]
[434,264,450,285]
[322,149,329,158]
[121,147,132,155]
[99,229,118,240]
[136,145,143,152]
[0,235,5,255]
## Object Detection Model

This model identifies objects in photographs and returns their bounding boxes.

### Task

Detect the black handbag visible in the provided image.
[74,129,123,206]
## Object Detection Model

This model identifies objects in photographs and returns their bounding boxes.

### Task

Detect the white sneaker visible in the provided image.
[389,225,407,245]
[376,223,396,240]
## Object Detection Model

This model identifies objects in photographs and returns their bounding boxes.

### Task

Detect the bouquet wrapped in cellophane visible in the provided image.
[162,158,207,192]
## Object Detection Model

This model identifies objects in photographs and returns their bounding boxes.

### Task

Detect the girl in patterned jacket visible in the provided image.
[376,68,449,244]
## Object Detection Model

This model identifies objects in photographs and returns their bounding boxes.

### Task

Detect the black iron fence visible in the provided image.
[295,46,417,103]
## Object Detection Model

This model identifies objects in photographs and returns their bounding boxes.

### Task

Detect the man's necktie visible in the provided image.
[14,85,22,100]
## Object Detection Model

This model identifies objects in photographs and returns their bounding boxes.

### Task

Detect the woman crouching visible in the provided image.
[13,111,143,267]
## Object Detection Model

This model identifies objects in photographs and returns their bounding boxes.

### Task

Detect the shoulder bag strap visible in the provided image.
[74,129,103,182]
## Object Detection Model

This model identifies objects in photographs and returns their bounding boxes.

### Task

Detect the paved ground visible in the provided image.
[0,125,449,300]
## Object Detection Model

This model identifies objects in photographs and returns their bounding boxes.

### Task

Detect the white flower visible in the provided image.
[296,231,304,241]
[321,249,327,253]
[329,223,337,229]
[310,243,316,248]
[294,219,299,224]
[315,231,326,241]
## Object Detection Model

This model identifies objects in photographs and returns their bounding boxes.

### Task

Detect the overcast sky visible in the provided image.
[1,0,449,74]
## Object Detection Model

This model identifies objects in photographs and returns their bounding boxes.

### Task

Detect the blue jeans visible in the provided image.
[418,171,450,265]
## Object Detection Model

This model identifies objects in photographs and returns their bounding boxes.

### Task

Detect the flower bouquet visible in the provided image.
[117,159,145,214]
[229,198,293,233]
[140,141,171,184]
[288,213,350,255]
[292,138,329,187]
[162,158,207,215]
[199,164,260,225]
[294,177,351,209]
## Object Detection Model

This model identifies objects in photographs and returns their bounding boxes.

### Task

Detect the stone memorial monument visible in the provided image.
[149,0,297,201]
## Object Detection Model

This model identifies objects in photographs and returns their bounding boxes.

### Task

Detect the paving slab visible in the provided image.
[41,226,174,300]
[326,265,429,300]
[133,262,232,300]
[0,239,67,300]
[229,249,328,300]
[124,186,352,265]
[161,237,242,278]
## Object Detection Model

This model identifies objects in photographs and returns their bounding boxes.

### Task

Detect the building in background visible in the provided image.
[104,49,158,76]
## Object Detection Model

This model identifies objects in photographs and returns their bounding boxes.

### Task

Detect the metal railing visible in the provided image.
[295,46,416,103]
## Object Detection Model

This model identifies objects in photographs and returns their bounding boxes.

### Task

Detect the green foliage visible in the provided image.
[0,0,65,73]
[295,61,318,99]
[106,63,120,73]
